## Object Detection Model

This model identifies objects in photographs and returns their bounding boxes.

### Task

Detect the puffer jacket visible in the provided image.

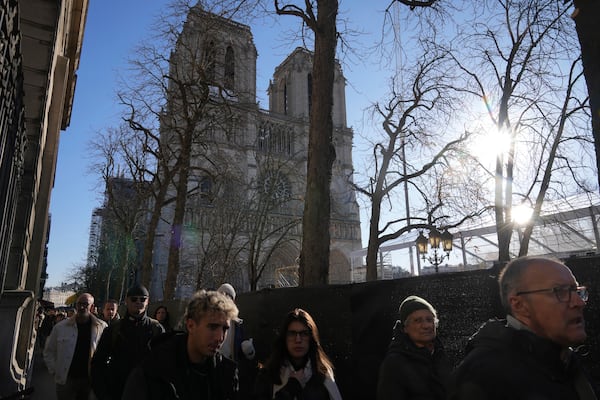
[43,314,107,384]
[121,332,239,400]
[447,319,598,400]
[376,323,452,400]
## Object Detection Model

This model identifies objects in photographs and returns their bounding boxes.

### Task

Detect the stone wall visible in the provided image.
[237,255,600,400]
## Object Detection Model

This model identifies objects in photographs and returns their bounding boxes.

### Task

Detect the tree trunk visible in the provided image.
[139,172,173,287]
[299,0,338,286]
[164,139,192,299]
[366,195,383,281]
[495,82,514,262]
[572,0,600,191]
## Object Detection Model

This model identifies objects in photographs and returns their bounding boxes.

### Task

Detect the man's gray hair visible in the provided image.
[184,289,239,323]
[498,256,562,315]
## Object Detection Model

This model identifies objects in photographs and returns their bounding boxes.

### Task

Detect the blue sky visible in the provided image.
[45,0,395,286]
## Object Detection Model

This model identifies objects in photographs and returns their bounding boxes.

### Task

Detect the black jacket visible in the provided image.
[376,325,452,400]
[91,313,164,400]
[447,319,598,400]
[122,332,239,400]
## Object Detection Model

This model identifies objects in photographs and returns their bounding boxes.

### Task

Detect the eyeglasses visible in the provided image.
[516,285,588,303]
[76,302,90,307]
[286,329,310,340]
[129,296,148,302]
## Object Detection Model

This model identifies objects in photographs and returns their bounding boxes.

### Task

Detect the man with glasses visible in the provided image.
[43,293,107,400]
[91,284,164,400]
[448,256,597,400]
[377,295,452,400]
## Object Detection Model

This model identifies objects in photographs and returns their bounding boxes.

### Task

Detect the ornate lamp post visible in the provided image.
[415,227,453,273]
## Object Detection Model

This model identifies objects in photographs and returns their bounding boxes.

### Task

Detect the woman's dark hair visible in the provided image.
[153,305,169,321]
[263,308,334,384]
[153,305,173,330]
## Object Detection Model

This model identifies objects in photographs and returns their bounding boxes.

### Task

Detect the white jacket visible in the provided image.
[43,314,107,384]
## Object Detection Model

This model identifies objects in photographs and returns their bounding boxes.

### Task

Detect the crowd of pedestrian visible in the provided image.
[34,256,597,400]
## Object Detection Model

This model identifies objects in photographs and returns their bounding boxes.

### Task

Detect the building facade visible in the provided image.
[0,0,88,393]
[150,9,362,298]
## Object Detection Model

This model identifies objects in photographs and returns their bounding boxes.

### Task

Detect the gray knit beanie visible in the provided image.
[398,295,437,324]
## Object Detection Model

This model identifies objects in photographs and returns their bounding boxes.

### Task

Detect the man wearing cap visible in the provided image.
[91,284,164,400]
[377,295,452,400]
[448,256,598,400]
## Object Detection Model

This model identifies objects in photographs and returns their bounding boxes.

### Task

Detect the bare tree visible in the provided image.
[446,0,592,261]
[354,44,488,280]
[114,1,266,299]
[88,127,154,301]
[274,0,338,286]
[120,116,179,288]
[517,57,589,255]
[393,1,600,198]
[65,260,99,295]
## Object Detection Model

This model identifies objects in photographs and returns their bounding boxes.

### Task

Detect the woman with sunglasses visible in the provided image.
[254,308,342,400]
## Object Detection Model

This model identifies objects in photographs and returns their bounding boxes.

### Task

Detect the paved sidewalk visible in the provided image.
[30,349,56,400]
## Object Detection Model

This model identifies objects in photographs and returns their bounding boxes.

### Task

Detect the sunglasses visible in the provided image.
[129,296,148,302]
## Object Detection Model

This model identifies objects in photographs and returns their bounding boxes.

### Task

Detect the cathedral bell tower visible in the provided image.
[268,47,348,129]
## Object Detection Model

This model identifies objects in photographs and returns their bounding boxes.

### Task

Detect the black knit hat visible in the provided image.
[398,295,437,324]
[126,283,149,298]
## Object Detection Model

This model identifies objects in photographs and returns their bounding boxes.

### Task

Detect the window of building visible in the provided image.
[257,121,293,156]
[262,170,291,202]
[204,41,216,82]
[224,46,235,90]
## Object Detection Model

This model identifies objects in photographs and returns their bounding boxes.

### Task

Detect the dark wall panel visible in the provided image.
[237,255,600,400]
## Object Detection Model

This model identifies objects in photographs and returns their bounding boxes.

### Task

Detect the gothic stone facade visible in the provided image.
[151,9,361,298]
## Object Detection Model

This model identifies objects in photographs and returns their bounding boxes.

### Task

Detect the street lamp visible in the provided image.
[416,227,453,273]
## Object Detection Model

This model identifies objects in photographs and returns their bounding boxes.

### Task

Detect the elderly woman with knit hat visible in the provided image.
[376,295,452,400]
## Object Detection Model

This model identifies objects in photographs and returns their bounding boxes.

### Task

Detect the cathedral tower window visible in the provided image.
[203,40,216,82]
[224,46,235,90]
[258,121,293,156]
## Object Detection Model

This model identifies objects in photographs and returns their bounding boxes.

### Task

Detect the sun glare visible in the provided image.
[470,129,511,161]
[512,204,534,225]
[463,99,512,162]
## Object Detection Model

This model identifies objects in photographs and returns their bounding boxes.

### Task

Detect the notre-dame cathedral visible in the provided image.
[149,7,362,298]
